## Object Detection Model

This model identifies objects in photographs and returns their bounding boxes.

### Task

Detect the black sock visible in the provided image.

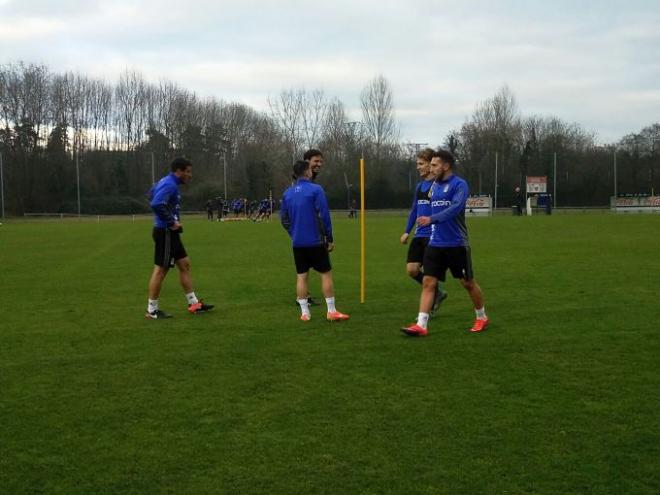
[412,273,424,284]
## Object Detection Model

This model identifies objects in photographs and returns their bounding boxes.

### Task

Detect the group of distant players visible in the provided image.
[206,197,273,222]
[145,147,488,336]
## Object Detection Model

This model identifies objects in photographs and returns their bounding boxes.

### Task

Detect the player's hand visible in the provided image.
[326,242,335,252]
[417,216,431,227]
[400,233,409,244]
[170,222,182,231]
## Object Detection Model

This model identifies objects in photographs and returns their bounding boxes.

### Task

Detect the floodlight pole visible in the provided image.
[494,151,498,212]
[553,152,557,208]
[76,146,81,217]
[613,151,617,199]
[0,151,5,219]
[223,153,227,199]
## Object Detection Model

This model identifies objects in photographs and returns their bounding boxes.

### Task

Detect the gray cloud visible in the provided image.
[1,0,659,144]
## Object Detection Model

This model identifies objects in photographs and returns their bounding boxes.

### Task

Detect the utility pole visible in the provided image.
[613,150,617,200]
[76,145,81,217]
[553,152,557,208]
[0,151,5,219]
[223,153,228,199]
[494,152,498,211]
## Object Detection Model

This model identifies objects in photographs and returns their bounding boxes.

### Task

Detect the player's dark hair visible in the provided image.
[171,157,192,172]
[292,160,310,180]
[432,149,456,168]
[303,149,323,161]
[417,147,435,162]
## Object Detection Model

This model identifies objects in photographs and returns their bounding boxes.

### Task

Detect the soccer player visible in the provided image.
[205,199,214,221]
[401,148,448,314]
[401,149,489,336]
[145,157,214,319]
[281,160,349,322]
[294,148,324,307]
[304,148,324,180]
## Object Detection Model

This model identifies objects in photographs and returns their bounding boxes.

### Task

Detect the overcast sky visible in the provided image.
[1,0,659,145]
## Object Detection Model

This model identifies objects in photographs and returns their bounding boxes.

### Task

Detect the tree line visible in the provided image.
[0,62,657,215]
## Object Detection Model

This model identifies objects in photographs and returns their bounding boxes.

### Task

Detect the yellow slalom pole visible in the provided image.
[360,157,366,303]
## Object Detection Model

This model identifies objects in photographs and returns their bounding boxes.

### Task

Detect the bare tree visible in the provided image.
[300,89,328,150]
[114,69,148,151]
[360,74,398,159]
[268,88,304,162]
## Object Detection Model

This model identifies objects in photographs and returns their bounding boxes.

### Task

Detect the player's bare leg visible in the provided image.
[406,262,423,281]
[176,257,214,314]
[148,265,169,300]
[296,272,311,320]
[146,266,171,319]
[401,275,437,336]
[320,271,349,322]
[459,278,489,332]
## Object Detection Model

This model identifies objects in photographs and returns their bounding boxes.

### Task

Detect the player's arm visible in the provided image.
[150,183,179,229]
[279,195,292,234]
[427,182,469,225]
[315,187,334,246]
[402,184,420,243]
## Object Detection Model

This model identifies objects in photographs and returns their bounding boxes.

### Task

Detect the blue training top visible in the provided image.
[150,172,182,228]
[428,174,470,247]
[405,179,434,238]
[280,178,333,248]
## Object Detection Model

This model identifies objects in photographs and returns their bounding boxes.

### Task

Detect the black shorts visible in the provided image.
[153,228,188,268]
[293,245,331,274]
[406,236,430,264]
[423,246,474,281]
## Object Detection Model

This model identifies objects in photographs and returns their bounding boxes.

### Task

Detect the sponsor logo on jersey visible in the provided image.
[432,200,452,207]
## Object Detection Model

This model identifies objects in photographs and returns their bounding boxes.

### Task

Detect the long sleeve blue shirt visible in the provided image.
[428,174,470,247]
[405,179,434,238]
[280,178,333,247]
[150,172,182,228]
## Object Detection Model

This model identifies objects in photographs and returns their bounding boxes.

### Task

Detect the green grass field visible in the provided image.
[1,213,659,494]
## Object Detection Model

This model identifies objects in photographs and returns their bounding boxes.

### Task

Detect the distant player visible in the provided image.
[253,198,270,222]
[205,199,214,221]
[281,160,349,322]
[401,149,488,336]
[400,148,448,314]
[145,157,214,319]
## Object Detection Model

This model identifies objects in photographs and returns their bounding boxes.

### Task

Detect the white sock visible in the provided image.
[417,312,429,329]
[475,307,487,320]
[297,298,310,317]
[325,297,336,313]
[186,292,199,305]
[148,299,159,313]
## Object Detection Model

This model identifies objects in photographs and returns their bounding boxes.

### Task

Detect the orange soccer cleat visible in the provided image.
[400,323,428,337]
[469,318,489,333]
[188,300,215,314]
[326,311,350,322]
